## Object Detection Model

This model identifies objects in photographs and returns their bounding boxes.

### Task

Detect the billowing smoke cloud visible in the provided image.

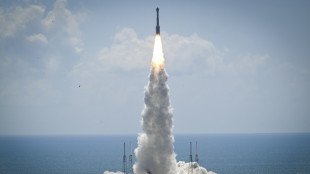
[132,35,176,174]
[133,66,176,174]
[103,35,216,174]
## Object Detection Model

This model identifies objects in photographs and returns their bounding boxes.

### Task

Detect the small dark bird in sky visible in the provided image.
[79,85,80,88]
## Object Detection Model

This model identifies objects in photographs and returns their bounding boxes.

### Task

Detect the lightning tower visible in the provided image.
[195,141,199,163]
[122,142,127,174]
[128,143,133,174]
[189,142,193,174]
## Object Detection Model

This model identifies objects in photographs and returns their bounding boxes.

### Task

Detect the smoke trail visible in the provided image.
[103,34,216,174]
[132,35,176,174]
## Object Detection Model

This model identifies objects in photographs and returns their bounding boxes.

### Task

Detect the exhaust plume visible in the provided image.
[103,35,216,174]
[133,34,177,174]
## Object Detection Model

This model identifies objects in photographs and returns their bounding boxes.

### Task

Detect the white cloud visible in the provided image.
[162,32,223,75]
[69,27,270,83]
[44,57,60,72]
[42,0,85,53]
[0,5,45,37]
[72,28,225,77]
[220,53,269,74]
[0,0,84,53]
[26,33,48,44]
[96,28,153,71]
[242,54,269,67]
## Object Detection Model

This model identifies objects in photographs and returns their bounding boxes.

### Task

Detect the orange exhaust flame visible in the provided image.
[152,34,165,71]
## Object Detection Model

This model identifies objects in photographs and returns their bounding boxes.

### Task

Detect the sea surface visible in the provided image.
[0,134,309,174]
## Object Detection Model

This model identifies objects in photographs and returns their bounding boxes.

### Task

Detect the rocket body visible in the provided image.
[156,8,160,35]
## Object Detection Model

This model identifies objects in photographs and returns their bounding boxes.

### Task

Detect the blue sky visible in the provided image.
[0,0,309,135]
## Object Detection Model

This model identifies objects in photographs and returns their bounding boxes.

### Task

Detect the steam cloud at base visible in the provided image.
[176,161,216,174]
[104,161,216,174]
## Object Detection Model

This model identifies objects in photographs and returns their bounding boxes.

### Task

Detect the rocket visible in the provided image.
[156,7,160,35]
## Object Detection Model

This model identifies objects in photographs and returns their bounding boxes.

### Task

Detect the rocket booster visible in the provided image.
[156,7,160,35]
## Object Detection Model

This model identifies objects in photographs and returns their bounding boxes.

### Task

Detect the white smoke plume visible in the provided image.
[132,34,176,174]
[133,67,176,174]
[103,35,216,174]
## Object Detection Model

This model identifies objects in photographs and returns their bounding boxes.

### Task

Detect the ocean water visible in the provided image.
[0,134,309,174]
